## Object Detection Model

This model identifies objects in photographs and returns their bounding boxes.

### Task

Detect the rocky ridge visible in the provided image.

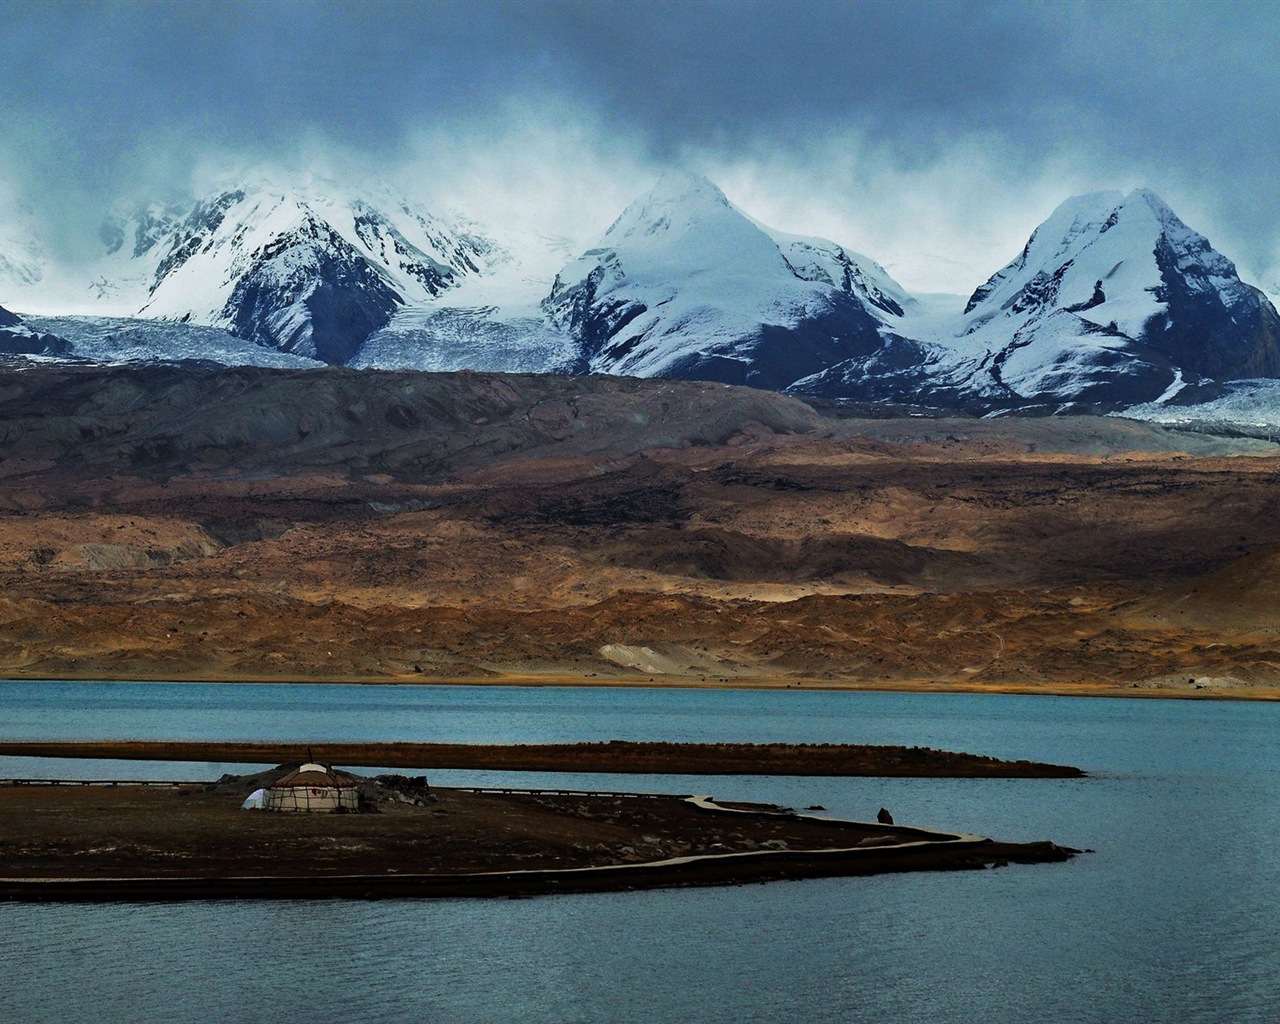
[0,302,67,356]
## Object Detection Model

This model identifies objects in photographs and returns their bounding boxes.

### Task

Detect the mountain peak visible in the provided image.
[1033,189,1189,245]
[956,186,1280,406]
[1051,187,1189,242]
[645,171,727,204]
[111,183,504,363]
[1051,189,1126,217]
[1124,185,1163,204]
[1117,187,1201,246]
[602,173,732,241]
[967,188,1186,319]
[543,173,902,389]
[1122,186,1172,211]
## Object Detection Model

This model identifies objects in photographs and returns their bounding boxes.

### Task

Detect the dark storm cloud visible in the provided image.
[517,0,1280,267]
[2,0,1279,285]
[6,0,1273,172]
[1,1,538,183]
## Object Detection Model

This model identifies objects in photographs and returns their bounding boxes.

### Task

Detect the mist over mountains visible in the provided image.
[5,172,1280,423]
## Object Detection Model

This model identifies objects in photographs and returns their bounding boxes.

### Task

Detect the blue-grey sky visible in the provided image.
[3,0,1280,293]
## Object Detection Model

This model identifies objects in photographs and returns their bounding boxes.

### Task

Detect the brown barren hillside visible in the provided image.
[1,363,1279,697]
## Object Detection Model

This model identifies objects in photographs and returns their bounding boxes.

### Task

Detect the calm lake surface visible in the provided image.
[2,681,1278,1023]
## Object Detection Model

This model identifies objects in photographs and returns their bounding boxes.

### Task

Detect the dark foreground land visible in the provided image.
[0,740,1084,777]
[0,776,1077,901]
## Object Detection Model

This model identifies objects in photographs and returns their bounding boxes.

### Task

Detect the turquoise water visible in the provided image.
[2,682,1278,1022]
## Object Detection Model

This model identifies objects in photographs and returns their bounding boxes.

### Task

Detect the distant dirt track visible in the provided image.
[0,740,1084,777]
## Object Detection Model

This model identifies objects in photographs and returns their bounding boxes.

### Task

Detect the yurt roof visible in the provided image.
[268,763,358,789]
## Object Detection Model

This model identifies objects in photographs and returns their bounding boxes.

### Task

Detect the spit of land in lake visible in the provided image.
[0,768,1079,901]
[0,740,1084,778]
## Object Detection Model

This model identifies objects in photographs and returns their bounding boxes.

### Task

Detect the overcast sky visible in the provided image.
[3,0,1279,294]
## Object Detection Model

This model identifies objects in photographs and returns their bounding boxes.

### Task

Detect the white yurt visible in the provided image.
[264,763,359,812]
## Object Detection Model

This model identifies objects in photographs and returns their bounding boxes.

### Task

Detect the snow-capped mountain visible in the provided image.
[7,172,1280,427]
[74,181,506,364]
[956,189,1280,406]
[793,188,1280,413]
[541,173,910,390]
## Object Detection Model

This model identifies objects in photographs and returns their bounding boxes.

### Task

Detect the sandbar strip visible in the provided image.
[0,740,1084,777]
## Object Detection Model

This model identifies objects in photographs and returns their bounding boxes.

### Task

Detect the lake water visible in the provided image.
[2,681,1278,1023]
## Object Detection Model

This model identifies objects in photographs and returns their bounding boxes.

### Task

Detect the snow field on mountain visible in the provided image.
[958,191,1165,347]
[551,175,811,333]
[762,229,913,322]
[997,311,1152,399]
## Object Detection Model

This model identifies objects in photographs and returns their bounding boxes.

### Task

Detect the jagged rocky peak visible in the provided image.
[12,174,1280,424]
[104,178,508,365]
[142,180,497,298]
[956,187,1280,406]
[0,303,69,356]
[770,230,912,320]
[965,188,1241,321]
[963,190,1123,316]
[966,188,1262,328]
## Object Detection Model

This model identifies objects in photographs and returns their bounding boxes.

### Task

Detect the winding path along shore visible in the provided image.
[0,740,1084,778]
